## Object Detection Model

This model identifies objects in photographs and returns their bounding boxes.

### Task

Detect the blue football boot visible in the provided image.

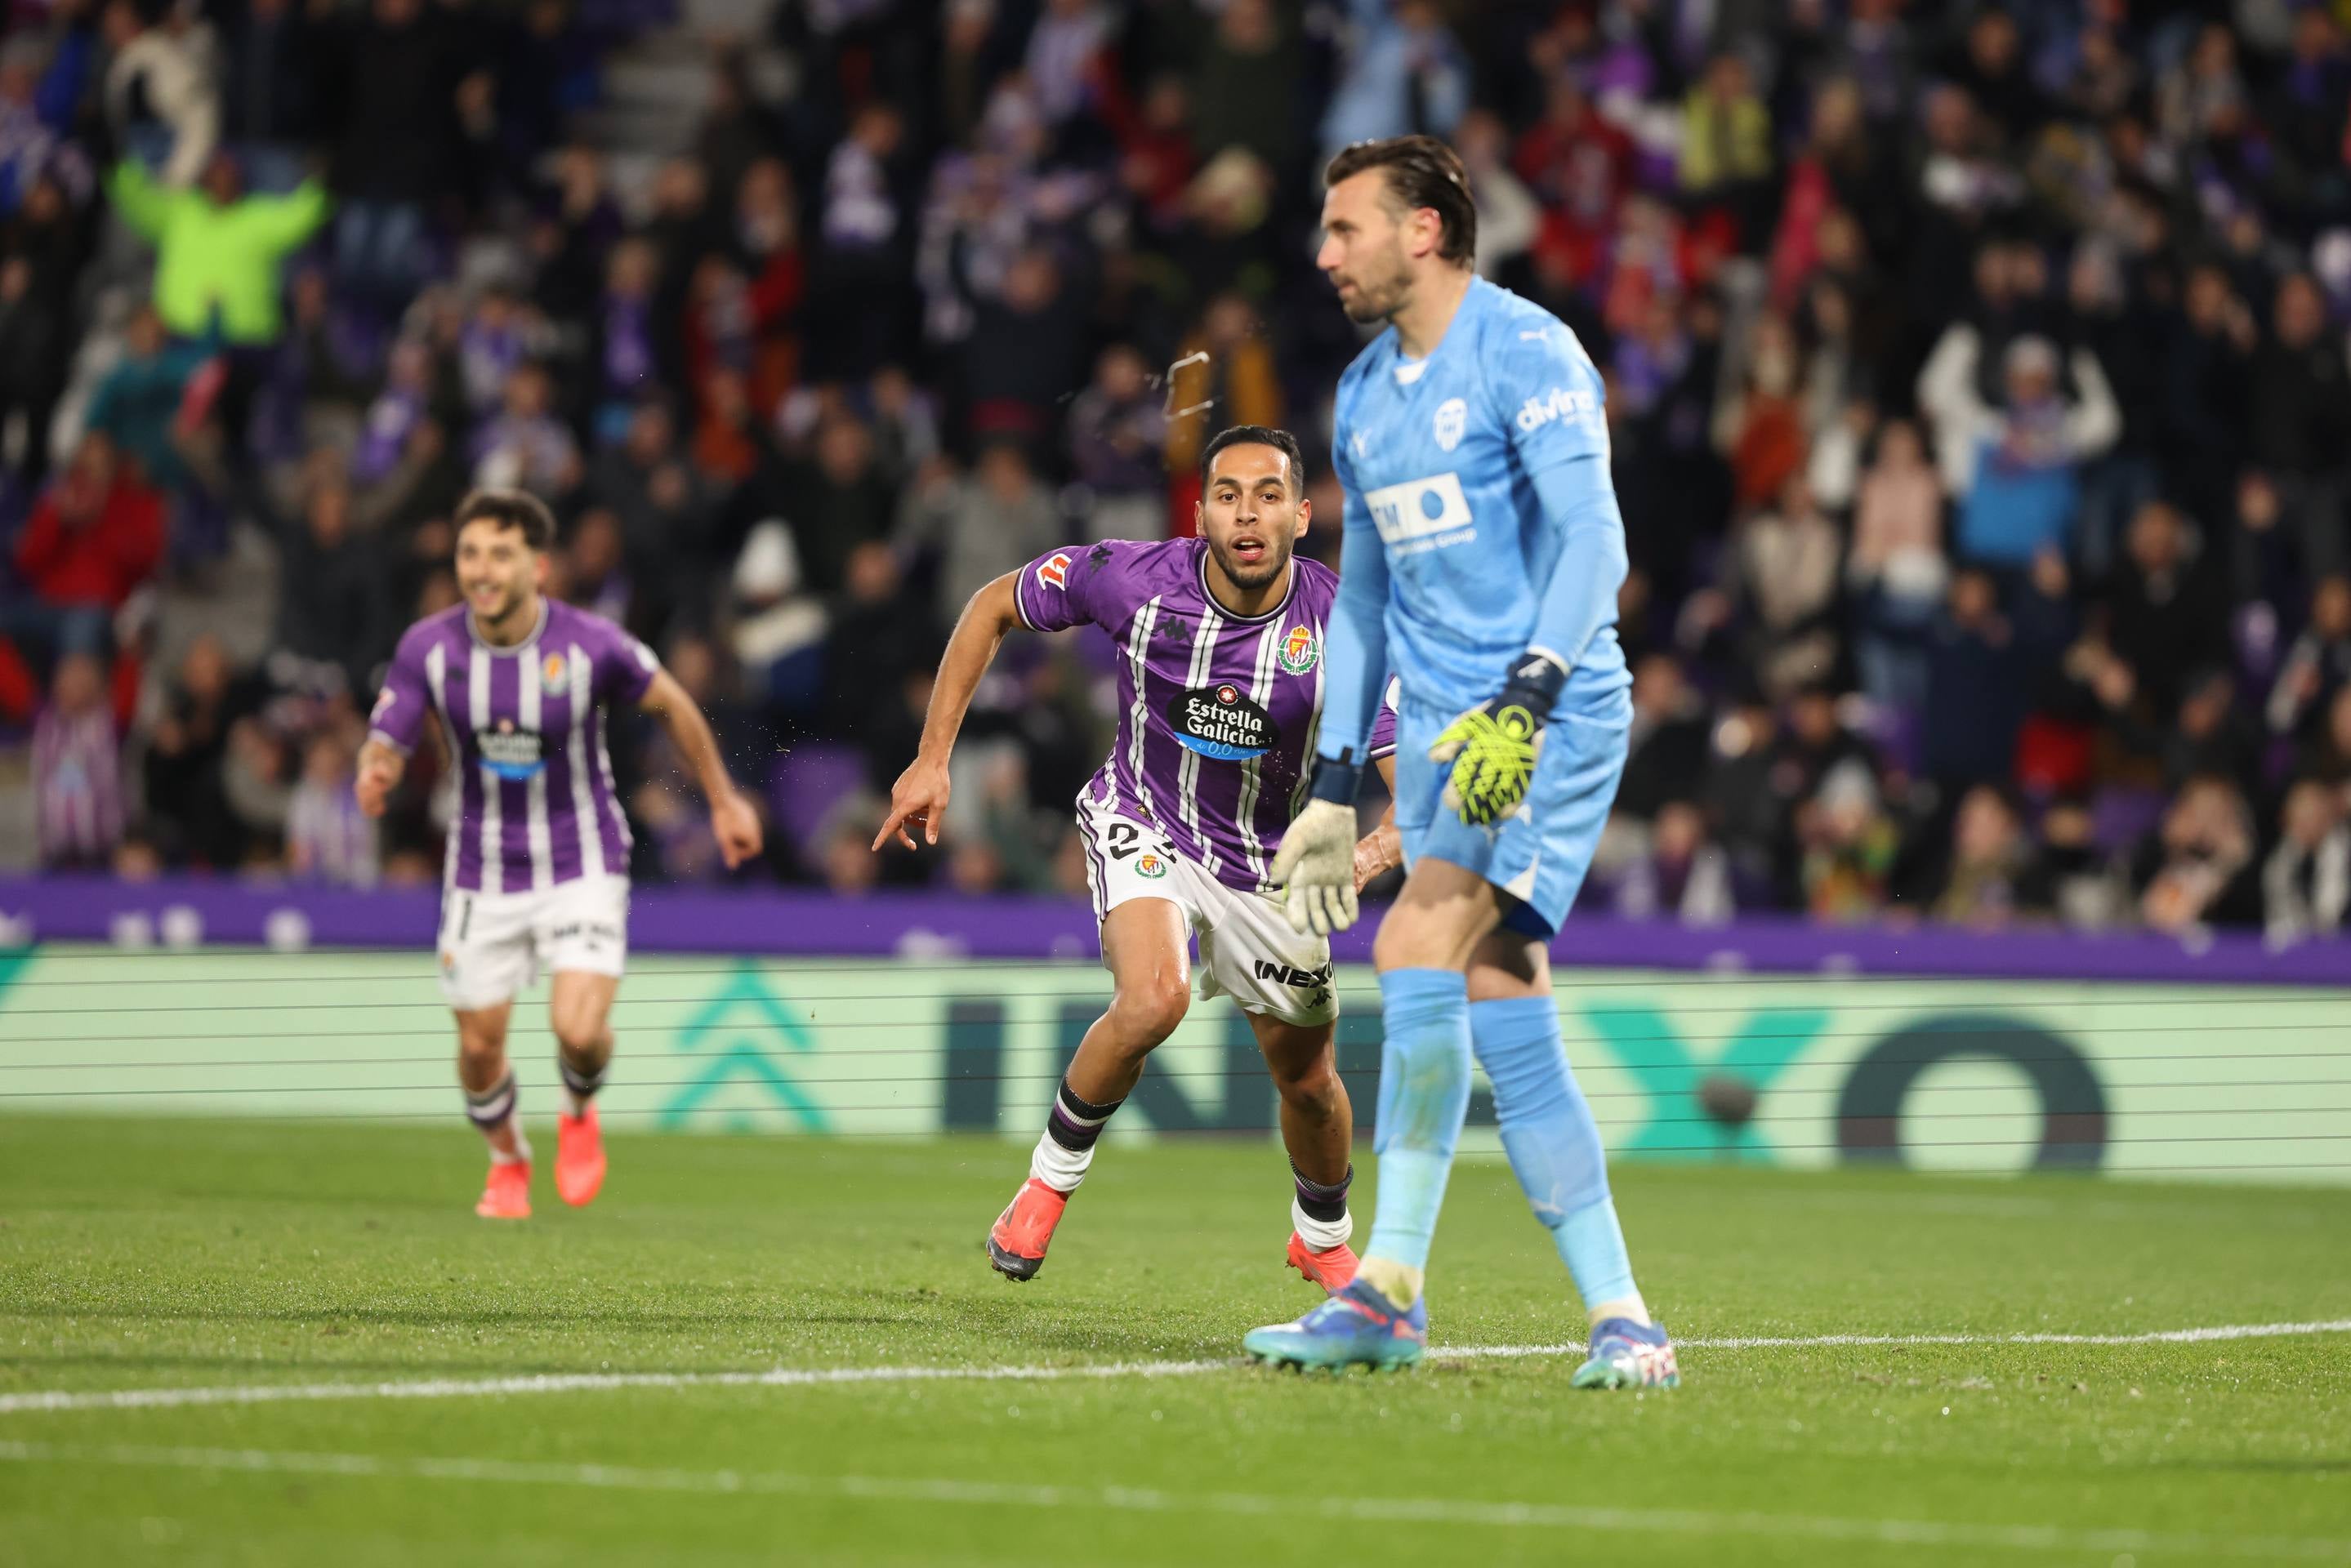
[1571,1316,1680,1389]
[1243,1278,1427,1372]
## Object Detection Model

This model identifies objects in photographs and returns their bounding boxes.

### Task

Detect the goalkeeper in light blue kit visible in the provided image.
[1247,136,1677,1388]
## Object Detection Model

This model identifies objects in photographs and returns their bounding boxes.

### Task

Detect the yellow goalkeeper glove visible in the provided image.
[1429,655,1567,827]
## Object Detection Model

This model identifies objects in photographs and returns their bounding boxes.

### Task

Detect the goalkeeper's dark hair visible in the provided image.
[1324,135,1478,268]
[454,488,555,552]
[1200,425,1307,497]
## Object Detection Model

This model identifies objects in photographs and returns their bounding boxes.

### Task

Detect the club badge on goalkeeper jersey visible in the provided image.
[1331,277,1631,719]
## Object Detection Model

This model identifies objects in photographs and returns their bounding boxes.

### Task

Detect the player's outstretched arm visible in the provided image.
[640,668,764,869]
[353,737,406,818]
[873,570,1026,853]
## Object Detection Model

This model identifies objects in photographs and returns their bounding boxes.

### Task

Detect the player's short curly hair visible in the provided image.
[1200,425,1307,497]
[454,488,556,551]
[1324,135,1478,268]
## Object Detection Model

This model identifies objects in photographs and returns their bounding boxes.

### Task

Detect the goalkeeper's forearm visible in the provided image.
[917,572,1024,760]
[1522,456,1630,684]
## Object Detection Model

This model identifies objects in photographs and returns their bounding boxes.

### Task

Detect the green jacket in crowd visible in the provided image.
[106,163,331,347]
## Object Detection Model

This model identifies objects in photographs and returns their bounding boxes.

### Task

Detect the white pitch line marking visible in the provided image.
[2,1319,2345,1417]
[0,1439,2344,1561]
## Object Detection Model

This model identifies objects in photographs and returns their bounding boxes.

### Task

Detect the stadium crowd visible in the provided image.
[2,0,2349,942]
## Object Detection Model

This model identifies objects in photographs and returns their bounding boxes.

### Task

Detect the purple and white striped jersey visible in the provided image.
[1016,538,1346,897]
[368,600,659,894]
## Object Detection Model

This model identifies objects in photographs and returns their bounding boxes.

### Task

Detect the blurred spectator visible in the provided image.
[1919,327,2118,568]
[109,153,328,348]
[2267,577,2351,742]
[471,363,581,500]
[0,252,69,488]
[1615,800,1733,925]
[2250,274,2351,577]
[2162,668,2260,796]
[1066,344,1167,543]
[2300,686,2351,787]
[271,470,391,697]
[2264,779,2351,945]
[1192,0,1296,174]
[1798,758,1898,924]
[1846,418,1946,713]
[1679,53,1772,241]
[323,0,468,308]
[6,434,163,659]
[1922,563,2065,791]
[1452,109,1537,282]
[894,444,1060,629]
[101,0,218,186]
[782,415,899,598]
[2135,775,2260,933]
[141,633,243,868]
[560,506,631,627]
[1618,653,1710,821]
[33,650,119,868]
[216,0,319,194]
[285,726,376,885]
[84,305,207,497]
[1724,474,1839,699]
[1930,785,2041,930]
[1320,0,1470,158]
[2103,501,2232,723]
[961,247,1087,453]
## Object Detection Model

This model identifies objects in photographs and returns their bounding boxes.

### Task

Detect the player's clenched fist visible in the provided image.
[711,789,765,869]
[353,739,404,818]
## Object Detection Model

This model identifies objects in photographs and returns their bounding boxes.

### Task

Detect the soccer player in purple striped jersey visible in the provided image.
[356,490,763,1220]
[876,426,1395,1291]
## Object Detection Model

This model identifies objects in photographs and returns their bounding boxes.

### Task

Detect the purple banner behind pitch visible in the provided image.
[1,876,2345,984]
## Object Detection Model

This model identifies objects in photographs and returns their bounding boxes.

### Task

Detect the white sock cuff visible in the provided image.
[1291,1194,1354,1252]
[1029,1128,1094,1193]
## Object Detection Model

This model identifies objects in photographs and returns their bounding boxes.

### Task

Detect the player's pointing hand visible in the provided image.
[875,755,952,852]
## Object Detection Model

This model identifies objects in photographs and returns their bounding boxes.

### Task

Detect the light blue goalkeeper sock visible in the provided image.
[1362,968,1473,1272]
[1470,996,1638,1307]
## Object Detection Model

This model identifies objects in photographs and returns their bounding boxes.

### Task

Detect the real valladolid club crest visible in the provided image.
[1277,625,1320,675]
[542,651,566,685]
[1433,396,1468,452]
[1135,853,1168,879]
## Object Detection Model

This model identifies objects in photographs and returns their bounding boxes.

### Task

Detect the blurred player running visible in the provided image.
[358,490,762,1219]
[876,427,1396,1291]
[1246,137,1677,1388]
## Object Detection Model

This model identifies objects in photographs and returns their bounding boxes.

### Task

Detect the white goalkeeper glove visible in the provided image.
[1272,758,1364,935]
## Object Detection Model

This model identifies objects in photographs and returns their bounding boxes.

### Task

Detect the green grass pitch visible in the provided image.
[1,1116,2346,1566]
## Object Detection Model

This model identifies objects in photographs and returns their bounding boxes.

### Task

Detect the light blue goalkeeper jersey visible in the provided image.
[1318,277,1631,764]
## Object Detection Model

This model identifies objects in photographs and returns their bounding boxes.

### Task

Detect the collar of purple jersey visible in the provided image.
[466,597,551,655]
[1194,540,1300,626]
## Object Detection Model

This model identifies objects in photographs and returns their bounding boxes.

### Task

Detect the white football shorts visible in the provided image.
[435,875,630,1011]
[1077,807,1337,1027]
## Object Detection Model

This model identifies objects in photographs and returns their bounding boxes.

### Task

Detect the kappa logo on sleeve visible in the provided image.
[1037,552,1073,590]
